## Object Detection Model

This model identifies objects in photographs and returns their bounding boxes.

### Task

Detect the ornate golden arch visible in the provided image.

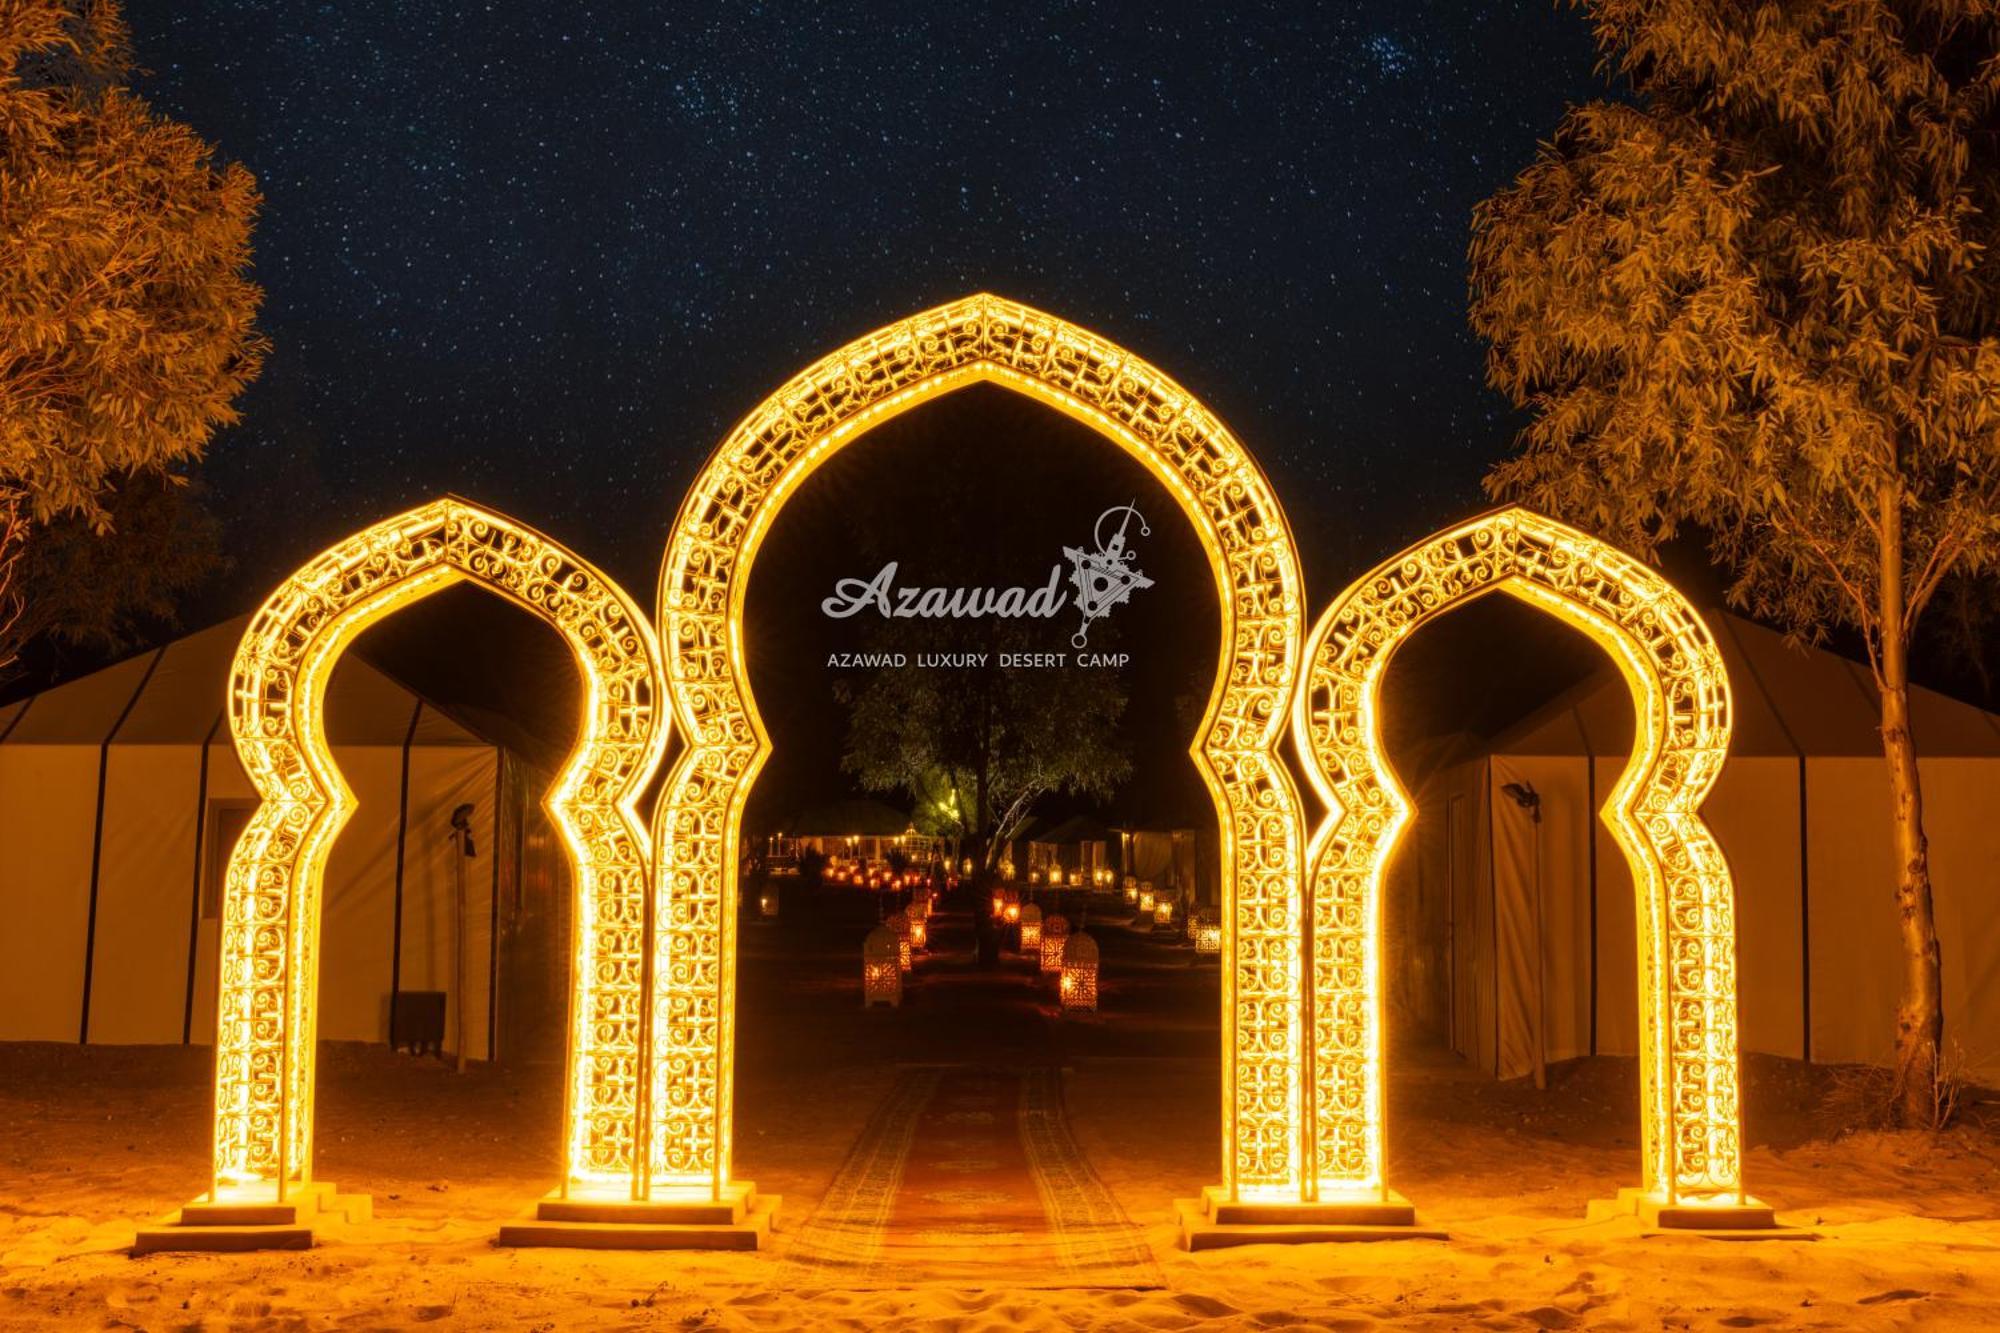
[1292,506,1750,1214]
[211,497,666,1200]
[654,293,1311,1203]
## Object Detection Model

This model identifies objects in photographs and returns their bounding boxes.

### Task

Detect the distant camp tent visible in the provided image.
[0,617,554,1059]
[1389,611,2000,1084]
[1029,814,1113,884]
[770,798,917,863]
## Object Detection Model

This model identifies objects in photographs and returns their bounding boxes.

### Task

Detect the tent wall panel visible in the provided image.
[1705,758,1806,1060]
[1805,758,1901,1067]
[1591,760,1641,1060]
[185,744,255,1045]
[1915,759,2000,1085]
[1489,756,1593,1077]
[85,747,203,1043]
[316,748,405,1044]
[0,747,100,1040]
[396,748,499,1061]
[1435,758,1496,1072]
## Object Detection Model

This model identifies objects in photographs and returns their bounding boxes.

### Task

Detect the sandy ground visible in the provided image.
[5,885,2000,1330]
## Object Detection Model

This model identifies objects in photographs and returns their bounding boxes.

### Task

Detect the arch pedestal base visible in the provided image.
[1176,1187,1447,1249]
[132,1181,370,1254]
[496,1183,777,1251]
[1587,1188,1809,1238]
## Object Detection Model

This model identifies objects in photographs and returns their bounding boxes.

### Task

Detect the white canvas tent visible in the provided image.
[0,616,506,1058]
[1390,612,2000,1085]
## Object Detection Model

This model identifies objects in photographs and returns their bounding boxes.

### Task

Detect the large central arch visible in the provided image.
[652,293,1311,1203]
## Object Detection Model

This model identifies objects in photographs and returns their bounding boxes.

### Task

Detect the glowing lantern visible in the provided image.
[1000,859,1016,881]
[962,857,974,875]
[1003,887,1021,925]
[1154,898,1174,928]
[908,914,927,950]
[1196,916,1222,956]
[1185,906,1201,942]
[1123,876,1138,903]
[888,911,913,972]
[991,889,1006,920]
[1040,914,1070,975]
[1018,903,1043,953]
[1138,883,1155,914]
[863,927,901,1007]
[1069,870,1083,888]
[1060,932,1099,1012]
[758,886,779,918]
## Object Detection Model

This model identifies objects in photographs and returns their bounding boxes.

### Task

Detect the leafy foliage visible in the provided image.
[1470,0,2000,1125]
[1470,0,2000,655]
[0,0,264,670]
[837,622,1130,864]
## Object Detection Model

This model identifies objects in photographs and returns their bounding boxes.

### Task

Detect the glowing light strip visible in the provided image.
[1292,507,1744,1205]
[655,293,1309,1200]
[212,498,666,1198]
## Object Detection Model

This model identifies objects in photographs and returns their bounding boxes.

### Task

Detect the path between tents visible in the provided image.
[780,1061,1161,1289]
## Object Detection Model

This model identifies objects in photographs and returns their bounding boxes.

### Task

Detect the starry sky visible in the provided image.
[127,1,1606,610]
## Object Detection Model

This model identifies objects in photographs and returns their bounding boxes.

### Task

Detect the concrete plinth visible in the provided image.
[496,1181,777,1250]
[1177,1186,1447,1249]
[132,1180,370,1254]
[1586,1187,1814,1239]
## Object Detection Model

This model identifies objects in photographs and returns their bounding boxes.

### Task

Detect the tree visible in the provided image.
[0,1,264,677]
[1469,0,2000,1126]
[837,622,1131,871]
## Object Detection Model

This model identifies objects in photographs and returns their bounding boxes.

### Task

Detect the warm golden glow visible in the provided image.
[1040,914,1070,976]
[654,293,1305,1201]
[1019,903,1043,952]
[1061,932,1099,1012]
[1293,506,1745,1206]
[1138,886,1156,914]
[211,498,666,1199]
[862,926,901,1008]
[1154,899,1175,927]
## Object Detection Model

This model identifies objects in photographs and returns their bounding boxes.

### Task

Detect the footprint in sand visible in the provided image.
[931,1158,1002,1173]
[942,1110,996,1125]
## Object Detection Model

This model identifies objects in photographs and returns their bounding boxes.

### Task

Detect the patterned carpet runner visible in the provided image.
[781,1065,1161,1289]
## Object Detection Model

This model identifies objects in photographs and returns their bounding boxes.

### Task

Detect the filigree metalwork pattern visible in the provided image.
[212,498,666,1197]
[655,293,1309,1198]
[1293,507,1744,1205]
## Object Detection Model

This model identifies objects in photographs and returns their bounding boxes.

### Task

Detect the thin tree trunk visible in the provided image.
[1878,484,1944,1127]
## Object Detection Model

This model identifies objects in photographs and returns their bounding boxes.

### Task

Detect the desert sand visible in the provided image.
[4,886,1998,1330]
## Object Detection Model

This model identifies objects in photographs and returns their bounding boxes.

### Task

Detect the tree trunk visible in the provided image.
[1877,485,1945,1127]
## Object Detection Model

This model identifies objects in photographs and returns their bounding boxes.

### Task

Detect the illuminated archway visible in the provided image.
[1292,506,1752,1215]
[653,293,1311,1204]
[210,497,666,1200]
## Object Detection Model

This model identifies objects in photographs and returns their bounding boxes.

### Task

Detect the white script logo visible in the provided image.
[820,504,1154,648]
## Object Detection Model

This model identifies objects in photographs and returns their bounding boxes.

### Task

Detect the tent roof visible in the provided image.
[1032,813,1113,845]
[2,615,487,748]
[1490,611,2000,759]
[781,798,911,836]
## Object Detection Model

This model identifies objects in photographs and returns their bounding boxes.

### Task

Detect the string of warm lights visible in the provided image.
[211,498,667,1200]
[1292,506,1746,1207]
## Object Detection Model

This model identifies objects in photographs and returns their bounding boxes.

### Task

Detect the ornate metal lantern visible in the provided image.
[1123,875,1138,903]
[991,887,1006,919]
[888,910,913,972]
[1003,887,1021,925]
[1040,914,1070,975]
[1153,897,1174,928]
[1018,902,1043,953]
[1195,911,1222,956]
[863,926,902,1007]
[1138,882,1155,914]
[1060,931,1099,1012]
[908,912,927,950]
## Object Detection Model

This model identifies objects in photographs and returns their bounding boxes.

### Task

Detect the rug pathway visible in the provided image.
[780,1062,1161,1289]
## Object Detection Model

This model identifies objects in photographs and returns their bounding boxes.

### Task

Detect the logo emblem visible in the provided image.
[1063,504,1153,647]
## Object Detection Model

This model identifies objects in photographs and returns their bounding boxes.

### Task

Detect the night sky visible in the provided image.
[126,2,1605,611]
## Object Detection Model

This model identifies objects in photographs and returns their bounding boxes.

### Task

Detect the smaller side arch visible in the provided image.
[1292,506,1744,1207]
[211,498,667,1199]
